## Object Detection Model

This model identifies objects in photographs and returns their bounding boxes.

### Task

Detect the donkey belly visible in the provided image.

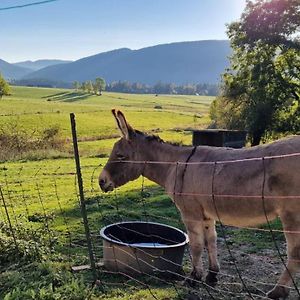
[197,196,279,227]
[174,195,279,227]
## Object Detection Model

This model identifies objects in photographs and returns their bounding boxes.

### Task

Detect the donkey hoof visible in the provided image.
[183,270,202,287]
[267,286,289,299]
[205,272,218,287]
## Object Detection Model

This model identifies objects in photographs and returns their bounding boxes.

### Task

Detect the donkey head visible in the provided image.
[99,110,144,192]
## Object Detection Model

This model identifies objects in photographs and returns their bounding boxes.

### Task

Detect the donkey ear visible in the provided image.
[111,109,134,140]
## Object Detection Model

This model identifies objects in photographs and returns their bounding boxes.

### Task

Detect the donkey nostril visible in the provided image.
[99,179,106,186]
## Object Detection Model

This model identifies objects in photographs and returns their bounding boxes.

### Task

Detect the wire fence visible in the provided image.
[0,114,299,299]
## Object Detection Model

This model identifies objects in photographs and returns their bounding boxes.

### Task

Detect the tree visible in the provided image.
[81,81,87,92]
[87,81,94,94]
[94,77,106,95]
[0,74,10,99]
[73,81,80,91]
[211,0,300,145]
[236,0,300,50]
[92,81,98,95]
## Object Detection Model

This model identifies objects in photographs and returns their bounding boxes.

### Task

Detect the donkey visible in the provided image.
[99,109,300,299]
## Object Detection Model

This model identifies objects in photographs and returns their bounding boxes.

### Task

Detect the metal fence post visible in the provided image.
[0,185,18,251]
[70,113,97,280]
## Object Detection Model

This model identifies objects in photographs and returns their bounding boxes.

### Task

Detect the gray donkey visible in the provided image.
[99,109,300,299]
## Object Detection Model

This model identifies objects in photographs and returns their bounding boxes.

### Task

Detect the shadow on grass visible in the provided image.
[54,186,182,234]
[42,91,69,99]
[44,92,91,102]
[226,218,285,253]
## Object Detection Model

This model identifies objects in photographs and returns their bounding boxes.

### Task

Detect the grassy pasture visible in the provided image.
[1,86,210,236]
[0,86,215,299]
[1,86,209,233]
[0,86,211,139]
[0,86,211,161]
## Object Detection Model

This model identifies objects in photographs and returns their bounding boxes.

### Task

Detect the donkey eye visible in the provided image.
[116,153,126,160]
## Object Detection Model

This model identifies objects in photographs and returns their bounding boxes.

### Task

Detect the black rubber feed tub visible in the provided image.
[100,221,189,275]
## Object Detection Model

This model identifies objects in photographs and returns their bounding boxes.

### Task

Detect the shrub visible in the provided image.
[0,122,66,162]
[0,222,54,267]
[0,74,10,99]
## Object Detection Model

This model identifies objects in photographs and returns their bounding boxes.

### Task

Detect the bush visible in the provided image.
[0,222,55,268]
[0,74,10,99]
[0,222,91,300]
[0,122,66,162]
[209,97,244,130]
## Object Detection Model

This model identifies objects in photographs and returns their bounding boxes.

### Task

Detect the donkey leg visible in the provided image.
[267,216,300,299]
[203,219,219,286]
[184,219,205,283]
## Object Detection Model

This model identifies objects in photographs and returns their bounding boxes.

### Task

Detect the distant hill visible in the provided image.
[23,40,231,84]
[14,59,72,71]
[0,59,32,80]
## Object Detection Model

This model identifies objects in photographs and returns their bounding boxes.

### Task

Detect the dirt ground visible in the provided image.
[183,230,300,300]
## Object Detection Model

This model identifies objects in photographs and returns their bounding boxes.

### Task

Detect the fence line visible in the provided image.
[1,113,299,299]
[2,161,299,298]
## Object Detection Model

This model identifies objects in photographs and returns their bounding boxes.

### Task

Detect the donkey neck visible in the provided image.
[138,139,194,189]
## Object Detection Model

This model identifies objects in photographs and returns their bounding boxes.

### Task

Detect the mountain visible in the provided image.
[0,59,32,80]
[14,59,72,71]
[23,40,231,84]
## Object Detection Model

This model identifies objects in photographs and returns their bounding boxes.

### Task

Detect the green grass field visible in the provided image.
[0,86,217,299]
[0,86,211,139]
[0,86,212,161]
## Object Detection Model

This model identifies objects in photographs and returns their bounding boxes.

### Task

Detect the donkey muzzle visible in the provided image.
[99,170,114,192]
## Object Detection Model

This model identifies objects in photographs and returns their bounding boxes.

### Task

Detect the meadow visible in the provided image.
[0,86,214,299]
[0,86,212,237]
[0,86,211,160]
[0,87,291,299]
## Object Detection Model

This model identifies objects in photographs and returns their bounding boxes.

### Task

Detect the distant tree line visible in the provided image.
[73,77,106,95]
[105,81,218,96]
[11,77,219,96]
[11,78,72,89]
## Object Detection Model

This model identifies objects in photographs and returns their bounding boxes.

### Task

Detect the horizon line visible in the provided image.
[4,39,229,64]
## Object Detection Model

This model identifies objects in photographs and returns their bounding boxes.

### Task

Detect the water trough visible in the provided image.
[100,221,189,276]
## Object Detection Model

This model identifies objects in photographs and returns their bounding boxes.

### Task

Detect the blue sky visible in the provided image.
[0,0,246,62]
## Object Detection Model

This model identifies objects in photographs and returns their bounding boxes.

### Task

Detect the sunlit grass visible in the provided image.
[0,86,214,299]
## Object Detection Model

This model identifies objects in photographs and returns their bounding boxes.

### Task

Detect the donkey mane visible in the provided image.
[134,130,185,147]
